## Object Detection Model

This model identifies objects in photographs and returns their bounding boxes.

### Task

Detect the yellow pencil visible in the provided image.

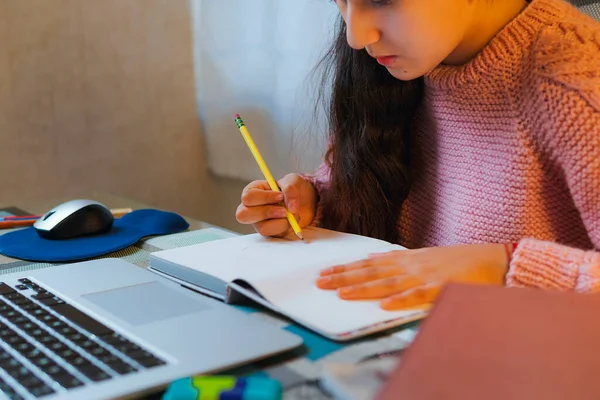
[234,114,303,240]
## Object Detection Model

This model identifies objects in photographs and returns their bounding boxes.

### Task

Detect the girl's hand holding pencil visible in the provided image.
[233,114,317,240]
[236,173,317,239]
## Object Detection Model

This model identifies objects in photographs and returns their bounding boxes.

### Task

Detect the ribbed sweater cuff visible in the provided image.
[506,238,600,292]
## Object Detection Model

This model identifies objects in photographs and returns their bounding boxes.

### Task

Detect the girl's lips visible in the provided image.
[375,56,398,67]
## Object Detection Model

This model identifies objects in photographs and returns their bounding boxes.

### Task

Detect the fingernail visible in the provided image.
[316,276,332,286]
[275,193,285,202]
[338,287,354,297]
[288,200,298,213]
[381,298,402,310]
[274,209,287,218]
[320,268,333,276]
[380,298,394,309]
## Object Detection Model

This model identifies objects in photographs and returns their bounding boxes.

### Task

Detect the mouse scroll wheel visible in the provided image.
[42,211,56,221]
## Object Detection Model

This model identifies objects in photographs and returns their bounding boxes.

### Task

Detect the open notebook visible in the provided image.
[148,227,428,341]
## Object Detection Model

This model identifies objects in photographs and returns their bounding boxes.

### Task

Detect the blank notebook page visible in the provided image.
[152,227,427,336]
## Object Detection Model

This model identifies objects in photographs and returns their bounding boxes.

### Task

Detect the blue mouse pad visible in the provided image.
[0,209,189,263]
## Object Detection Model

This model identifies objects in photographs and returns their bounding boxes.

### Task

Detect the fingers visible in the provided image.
[241,181,285,207]
[236,204,288,224]
[253,219,292,238]
[277,174,301,213]
[335,275,423,300]
[368,250,403,259]
[316,263,403,289]
[319,251,404,277]
[379,284,441,310]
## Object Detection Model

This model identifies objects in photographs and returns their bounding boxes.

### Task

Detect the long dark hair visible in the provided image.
[314,16,424,244]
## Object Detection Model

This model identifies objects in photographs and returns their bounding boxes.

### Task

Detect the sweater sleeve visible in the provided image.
[506,22,600,293]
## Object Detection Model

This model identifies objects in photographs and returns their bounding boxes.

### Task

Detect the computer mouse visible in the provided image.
[33,199,114,240]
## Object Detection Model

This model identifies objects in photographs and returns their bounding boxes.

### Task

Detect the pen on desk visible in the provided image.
[0,219,40,229]
[234,113,304,241]
[0,208,134,229]
[1,215,41,221]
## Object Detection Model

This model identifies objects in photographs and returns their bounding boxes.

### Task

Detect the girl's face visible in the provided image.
[334,0,478,80]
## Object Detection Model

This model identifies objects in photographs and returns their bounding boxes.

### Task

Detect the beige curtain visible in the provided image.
[190,0,337,181]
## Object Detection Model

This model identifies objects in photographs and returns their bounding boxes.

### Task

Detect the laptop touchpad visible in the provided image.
[82,281,210,326]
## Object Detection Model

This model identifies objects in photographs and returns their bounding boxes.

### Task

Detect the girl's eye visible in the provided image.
[371,0,392,6]
[332,0,393,5]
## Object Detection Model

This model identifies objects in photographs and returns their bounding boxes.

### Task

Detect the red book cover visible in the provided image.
[376,283,600,400]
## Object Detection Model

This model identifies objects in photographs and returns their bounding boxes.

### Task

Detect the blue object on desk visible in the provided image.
[0,209,189,262]
[162,376,282,400]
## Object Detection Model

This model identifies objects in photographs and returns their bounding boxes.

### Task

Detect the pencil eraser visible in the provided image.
[234,113,240,119]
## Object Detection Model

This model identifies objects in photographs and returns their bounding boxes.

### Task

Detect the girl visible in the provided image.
[235,0,600,310]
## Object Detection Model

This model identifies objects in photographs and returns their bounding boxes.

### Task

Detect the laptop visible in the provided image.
[0,258,303,400]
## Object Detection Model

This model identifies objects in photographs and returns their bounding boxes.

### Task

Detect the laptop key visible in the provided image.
[136,356,166,369]
[0,326,14,337]
[3,292,25,301]
[6,335,26,347]
[15,284,29,291]
[97,353,121,365]
[23,347,45,361]
[10,315,29,325]
[31,356,53,369]
[98,332,123,345]
[31,292,53,300]
[69,356,89,368]
[30,285,46,294]
[39,314,57,324]
[56,348,78,360]
[0,283,16,295]
[0,356,20,370]
[48,340,66,351]
[112,342,142,354]
[57,325,78,337]
[29,308,47,318]
[37,336,58,346]
[87,345,110,357]
[1,354,55,398]
[29,384,55,398]
[107,360,137,375]
[3,310,19,320]
[65,332,87,343]
[13,298,32,306]
[54,373,84,389]
[0,376,25,400]
[14,341,35,355]
[20,302,39,312]
[50,304,112,336]
[48,319,68,331]
[39,297,65,307]
[19,374,44,390]
[19,321,37,332]
[126,349,153,360]
[78,363,111,382]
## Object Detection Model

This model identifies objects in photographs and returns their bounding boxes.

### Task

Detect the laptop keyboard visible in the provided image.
[0,279,167,399]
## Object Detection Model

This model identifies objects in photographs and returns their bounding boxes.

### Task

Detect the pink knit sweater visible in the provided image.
[307,0,600,293]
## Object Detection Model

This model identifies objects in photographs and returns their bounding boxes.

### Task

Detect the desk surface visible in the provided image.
[0,194,418,400]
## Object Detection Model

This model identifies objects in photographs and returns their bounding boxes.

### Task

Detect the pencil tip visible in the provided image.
[297,232,304,241]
